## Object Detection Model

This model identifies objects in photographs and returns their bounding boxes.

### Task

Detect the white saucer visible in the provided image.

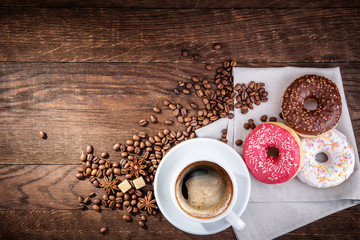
[154,138,251,235]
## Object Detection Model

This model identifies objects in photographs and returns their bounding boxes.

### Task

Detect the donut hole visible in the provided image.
[268,146,279,158]
[315,152,329,163]
[304,98,318,111]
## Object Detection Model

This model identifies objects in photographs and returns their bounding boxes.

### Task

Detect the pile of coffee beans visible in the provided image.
[234,81,268,114]
[75,43,273,234]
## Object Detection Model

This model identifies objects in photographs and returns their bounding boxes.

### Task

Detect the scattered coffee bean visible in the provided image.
[139,119,148,126]
[205,64,212,71]
[269,117,277,122]
[139,221,145,228]
[236,139,243,146]
[182,88,190,94]
[77,196,84,203]
[191,76,199,83]
[165,120,174,125]
[88,191,96,198]
[75,173,84,179]
[39,131,46,139]
[173,88,180,94]
[163,99,170,106]
[101,152,108,158]
[100,226,108,234]
[244,123,250,130]
[86,145,93,154]
[149,115,157,123]
[113,143,121,151]
[190,102,198,109]
[123,214,131,222]
[93,204,100,211]
[141,215,147,221]
[213,43,221,50]
[193,54,201,61]
[153,106,161,113]
[181,49,188,57]
[83,198,91,204]
[279,112,284,120]
[80,153,87,162]
[93,198,101,205]
[77,203,85,210]
[260,115,268,122]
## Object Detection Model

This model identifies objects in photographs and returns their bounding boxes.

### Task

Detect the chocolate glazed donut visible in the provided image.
[281,74,342,137]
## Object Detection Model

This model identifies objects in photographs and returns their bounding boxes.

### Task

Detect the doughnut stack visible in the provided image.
[242,74,355,188]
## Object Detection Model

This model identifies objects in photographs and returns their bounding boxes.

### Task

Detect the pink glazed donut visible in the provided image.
[243,122,303,184]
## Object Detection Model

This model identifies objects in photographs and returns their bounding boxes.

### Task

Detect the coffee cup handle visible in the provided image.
[225,211,245,231]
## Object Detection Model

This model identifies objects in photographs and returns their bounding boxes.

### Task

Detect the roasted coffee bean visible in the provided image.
[236,139,243,146]
[173,88,180,94]
[126,206,133,213]
[148,115,157,123]
[139,119,148,126]
[77,203,85,210]
[91,169,97,176]
[124,193,130,200]
[152,210,158,215]
[205,64,212,71]
[39,131,46,139]
[230,60,237,67]
[279,112,284,120]
[139,221,145,228]
[96,170,103,178]
[163,100,170,106]
[103,194,109,201]
[168,103,176,110]
[153,106,161,113]
[191,76,199,83]
[131,199,137,206]
[182,88,190,94]
[173,108,180,116]
[186,82,193,89]
[269,117,277,122]
[165,120,174,125]
[213,43,221,50]
[80,153,87,162]
[86,145,93,154]
[141,215,147,221]
[244,123,250,130]
[248,119,254,125]
[220,138,228,143]
[100,152,108,158]
[113,143,121,151]
[89,176,96,182]
[75,173,84,179]
[190,102,198,109]
[92,205,100,211]
[109,201,115,209]
[93,180,100,187]
[260,115,268,122]
[100,226,108,234]
[123,215,131,222]
[77,196,84,203]
[87,154,93,162]
[123,201,130,207]
[93,198,101,205]
[193,54,200,61]
[114,168,121,175]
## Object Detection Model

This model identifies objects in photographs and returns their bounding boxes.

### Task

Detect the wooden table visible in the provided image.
[1,1,359,239]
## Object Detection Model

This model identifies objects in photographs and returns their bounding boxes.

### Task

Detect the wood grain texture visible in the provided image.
[1,0,360,8]
[0,210,236,240]
[0,165,358,239]
[1,62,359,164]
[0,8,359,62]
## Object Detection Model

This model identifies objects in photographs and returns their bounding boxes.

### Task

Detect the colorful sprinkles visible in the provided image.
[297,130,355,188]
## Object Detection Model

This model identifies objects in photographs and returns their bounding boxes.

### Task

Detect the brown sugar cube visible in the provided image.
[118,180,132,193]
[133,176,146,190]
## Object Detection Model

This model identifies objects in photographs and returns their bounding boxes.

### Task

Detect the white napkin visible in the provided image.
[195,67,360,240]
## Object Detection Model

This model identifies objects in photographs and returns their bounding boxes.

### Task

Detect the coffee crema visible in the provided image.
[175,161,233,219]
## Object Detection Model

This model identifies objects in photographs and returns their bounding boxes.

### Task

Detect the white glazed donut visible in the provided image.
[297,129,355,188]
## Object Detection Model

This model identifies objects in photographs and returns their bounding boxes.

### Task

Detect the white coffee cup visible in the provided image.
[168,140,249,231]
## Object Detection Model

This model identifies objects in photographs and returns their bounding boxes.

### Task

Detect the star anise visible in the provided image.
[138,191,158,214]
[126,156,147,178]
[100,174,119,194]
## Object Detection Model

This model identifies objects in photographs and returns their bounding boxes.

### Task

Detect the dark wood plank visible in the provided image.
[1,62,359,164]
[0,8,359,62]
[0,210,236,239]
[0,164,358,239]
[1,0,360,8]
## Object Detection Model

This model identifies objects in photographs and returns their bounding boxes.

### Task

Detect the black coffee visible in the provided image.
[175,161,233,219]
